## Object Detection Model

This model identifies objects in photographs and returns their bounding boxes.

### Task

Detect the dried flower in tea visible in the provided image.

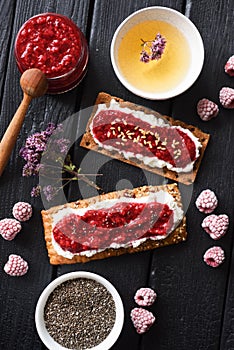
[140,33,166,63]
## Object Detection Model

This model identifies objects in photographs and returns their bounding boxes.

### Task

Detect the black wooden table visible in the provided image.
[0,1,234,349]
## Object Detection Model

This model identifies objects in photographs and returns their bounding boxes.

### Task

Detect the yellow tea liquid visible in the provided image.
[118,20,191,93]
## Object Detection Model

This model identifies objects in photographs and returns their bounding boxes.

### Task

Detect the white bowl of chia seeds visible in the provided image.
[35,271,124,350]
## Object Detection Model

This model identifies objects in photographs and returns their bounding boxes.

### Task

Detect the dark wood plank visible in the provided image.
[144,0,234,349]
[206,0,234,347]
[59,2,185,350]
[0,0,17,108]
[0,0,91,349]
[221,259,234,350]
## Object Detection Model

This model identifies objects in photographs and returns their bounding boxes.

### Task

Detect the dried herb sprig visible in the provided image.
[20,123,102,202]
[140,33,166,63]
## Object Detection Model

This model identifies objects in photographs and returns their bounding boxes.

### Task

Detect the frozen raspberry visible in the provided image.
[219,87,234,109]
[134,287,157,306]
[203,246,225,267]
[4,254,28,276]
[195,189,218,214]
[0,218,21,240]
[197,98,219,121]
[12,201,33,222]
[224,55,234,77]
[130,308,155,334]
[202,214,229,240]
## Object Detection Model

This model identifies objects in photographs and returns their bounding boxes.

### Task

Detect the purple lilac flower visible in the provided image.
[43,185,58,202]
[55,138,70,154]
[20,122,96,202]
[19,123,62,177]
[44,123,57,136]
[140,50,150,63]
[140,33,166,63]
[151,33,166,60]
[31,185,41,198]
[45,137,70,156]
[22,163,40,177]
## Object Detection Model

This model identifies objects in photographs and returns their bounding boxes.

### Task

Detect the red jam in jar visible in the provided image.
[14,13,89,94]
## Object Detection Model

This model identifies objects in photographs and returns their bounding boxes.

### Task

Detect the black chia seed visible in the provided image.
[44,278,116,349]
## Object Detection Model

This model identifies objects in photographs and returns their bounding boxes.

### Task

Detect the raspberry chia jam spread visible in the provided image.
[51,190,184,258]
[90,100,202,173]
[53,201,173,254]
[14,13,89,93]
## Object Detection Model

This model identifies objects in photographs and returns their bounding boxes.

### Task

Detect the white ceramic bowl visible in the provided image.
[110,6,204,100]
[35,271,124,350]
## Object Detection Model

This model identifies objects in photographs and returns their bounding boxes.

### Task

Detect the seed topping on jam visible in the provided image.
[53,201,174,254]
[91,109,198,169]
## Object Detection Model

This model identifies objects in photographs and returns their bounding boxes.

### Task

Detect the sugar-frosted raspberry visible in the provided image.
[12,201,33,222]
[203,246,225,267]
[134,287,157,306]
[219,87,234,109]
[4,254,28,276]
[130,308,155,334]
[202,214,229,240]
[224,55,234,77]
[195,189,218,214]
[0,218,22,240]
[197,98,219,121]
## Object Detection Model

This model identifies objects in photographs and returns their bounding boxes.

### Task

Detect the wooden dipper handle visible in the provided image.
[0,69,48,176]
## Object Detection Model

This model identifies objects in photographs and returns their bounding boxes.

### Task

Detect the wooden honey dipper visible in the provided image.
[0,68,48,176]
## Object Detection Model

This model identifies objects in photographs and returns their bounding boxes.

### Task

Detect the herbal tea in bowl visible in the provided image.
[35,271,124,350]
[110,6,204,100]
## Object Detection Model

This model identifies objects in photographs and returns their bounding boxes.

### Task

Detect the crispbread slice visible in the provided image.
[80,92,210,184]
[41,183,187,265]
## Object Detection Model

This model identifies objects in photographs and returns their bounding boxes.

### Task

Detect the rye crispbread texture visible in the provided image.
[41,183,187,265]
[80,92,210,185]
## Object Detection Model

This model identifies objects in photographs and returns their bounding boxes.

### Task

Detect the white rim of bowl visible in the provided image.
[35,271,124,350]
[110,6,204,100]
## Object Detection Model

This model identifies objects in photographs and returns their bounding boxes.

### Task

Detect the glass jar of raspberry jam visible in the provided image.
[14,13,89,94]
